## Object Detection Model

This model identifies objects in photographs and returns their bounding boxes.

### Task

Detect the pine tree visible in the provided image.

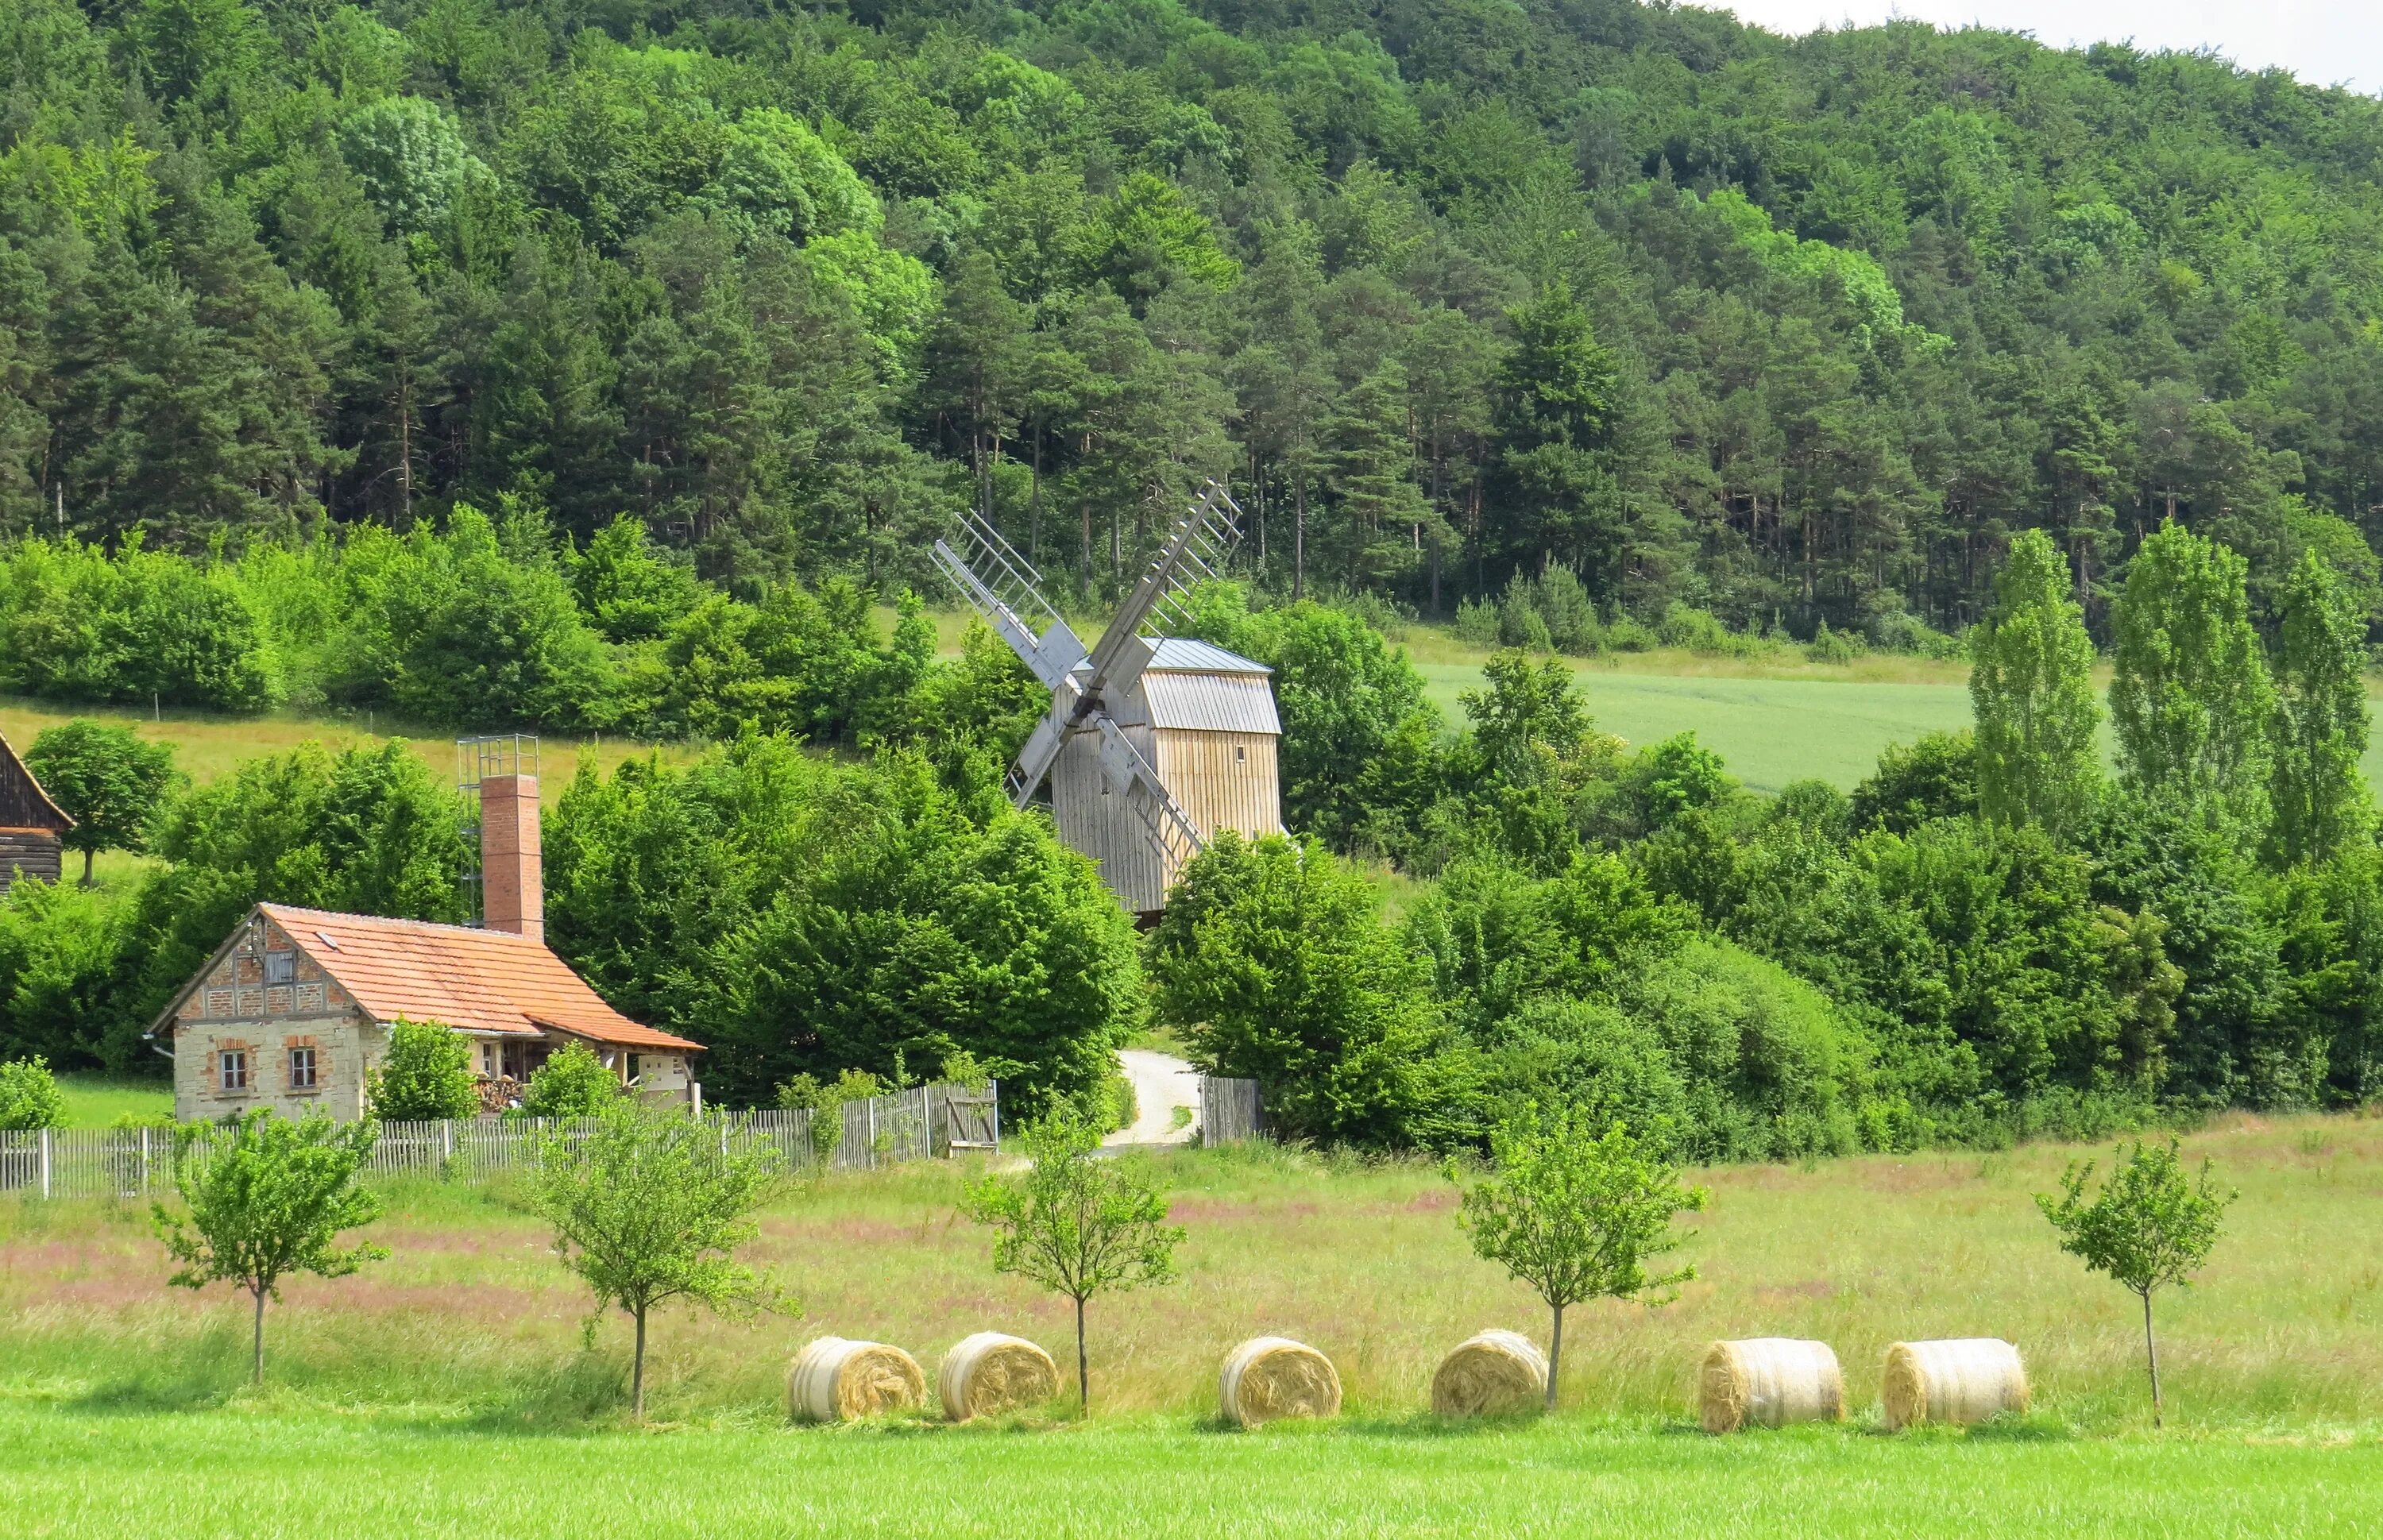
[2110,522,2274,835]
[1972,529,2103,837]
[2267,550,2373,867]
[1325,360,1427,592]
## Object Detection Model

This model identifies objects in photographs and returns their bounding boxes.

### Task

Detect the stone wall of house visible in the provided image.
[172,913,384,1121]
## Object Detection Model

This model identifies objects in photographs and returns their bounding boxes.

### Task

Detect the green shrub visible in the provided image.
[518,1041,624,1118]
[1453,596,1500,647]
[1628,939,1878,1162]
[368,1019,481,1121]
[0,1056,67,1131]
[1497,576,1552,650]
[1479,998,1691,1153]
[1534,565,1601,654]
[1806,620,1865,663]
[1604,614,1659,652]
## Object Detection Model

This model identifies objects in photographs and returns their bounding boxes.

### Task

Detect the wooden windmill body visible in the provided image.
[933,482,1284,917]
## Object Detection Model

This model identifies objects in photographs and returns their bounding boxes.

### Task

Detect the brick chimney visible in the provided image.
[479,773,543,942]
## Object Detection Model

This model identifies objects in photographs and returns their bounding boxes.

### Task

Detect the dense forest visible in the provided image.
[9,0,2383,1153]
[7,0,2383,639]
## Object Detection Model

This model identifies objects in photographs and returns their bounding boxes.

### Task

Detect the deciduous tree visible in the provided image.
[1449,1106,1708,1408]
[534,1106,790,1420]
[153,1109,386,1384]
[961,1104,1184,1411]
[2037,1137,2232,1426]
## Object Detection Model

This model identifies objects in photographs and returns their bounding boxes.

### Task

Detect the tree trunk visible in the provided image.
[1075,1295,1089,1413]
[2142,1290,2162,1428]
[633,1306,649,1421]
[1546,1303,1563,1411]
[1293,477,1307,600]
[251,1284,268,1385]
[82,848,96,887]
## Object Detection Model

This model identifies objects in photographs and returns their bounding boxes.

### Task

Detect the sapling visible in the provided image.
[533,1106,790,1419]
[2037,1136,2233,1426]
[1450,1106,1709,1410]
[963,1104,1184,1411]
[153,1110,387,1383]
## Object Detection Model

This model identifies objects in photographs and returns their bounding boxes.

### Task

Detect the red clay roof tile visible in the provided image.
[257,904,704,1052]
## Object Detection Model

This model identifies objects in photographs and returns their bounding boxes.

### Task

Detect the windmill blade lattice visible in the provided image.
[930,508,1085,689]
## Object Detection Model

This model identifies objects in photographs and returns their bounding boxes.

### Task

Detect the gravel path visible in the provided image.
[1103,1048,1202,1148]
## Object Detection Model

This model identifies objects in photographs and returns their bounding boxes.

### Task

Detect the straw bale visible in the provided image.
[1698,1338,1843,1434]
[937,1332,1060,1421]
[787,1336,925,1422]
[1219,1337,1342,1428]
[1880,1338,2029,1430]
[1431,1330,1548,1417]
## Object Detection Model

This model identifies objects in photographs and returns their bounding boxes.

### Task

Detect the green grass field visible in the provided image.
[2,1116,2379,1534]
[52,1075,172,1129]
[3,1403,2377,1538]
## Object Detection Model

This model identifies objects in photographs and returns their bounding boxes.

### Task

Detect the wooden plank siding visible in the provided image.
[0,830,62,890]
[1157,729,1284,847]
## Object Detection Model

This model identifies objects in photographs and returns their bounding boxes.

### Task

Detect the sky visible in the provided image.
[1713,2,2383,97]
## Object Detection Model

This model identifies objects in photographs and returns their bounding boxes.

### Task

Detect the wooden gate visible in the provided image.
[939,1086,999,1155]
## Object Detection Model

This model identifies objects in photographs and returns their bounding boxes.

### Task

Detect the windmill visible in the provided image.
[933,480,1285,917]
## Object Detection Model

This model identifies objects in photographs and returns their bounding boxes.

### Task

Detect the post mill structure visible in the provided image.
[933,480,1284,917]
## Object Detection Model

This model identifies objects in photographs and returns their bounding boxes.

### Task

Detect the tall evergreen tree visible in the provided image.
[2267,550,2373,867]
[1972,529,2103,837]
[2109,522,2275,835]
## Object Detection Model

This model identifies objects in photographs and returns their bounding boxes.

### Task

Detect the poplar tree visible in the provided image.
[2109,523,2274,834]
[1972,529,2103,837]
[2267,550,2373,868]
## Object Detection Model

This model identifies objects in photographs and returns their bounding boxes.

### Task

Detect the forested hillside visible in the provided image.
[6,0,2383,637]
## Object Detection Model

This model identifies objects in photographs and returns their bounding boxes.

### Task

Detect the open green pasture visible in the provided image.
[1415,661,2383,794]
[1,1116,2379,1534]
[2,1402,2377,1539]
[52,1075,170,1129]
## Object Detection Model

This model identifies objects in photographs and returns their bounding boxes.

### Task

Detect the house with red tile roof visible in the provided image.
[146,767,702,1121]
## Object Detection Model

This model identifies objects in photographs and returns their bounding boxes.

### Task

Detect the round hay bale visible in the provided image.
[1219,1337,1342,1428]
[937,1332,1061,1422]
[787,1336,925,1422]
[1431,1330,1548,1418]
[1880,1339,2029,1430]
[1698,1338,1843,1434]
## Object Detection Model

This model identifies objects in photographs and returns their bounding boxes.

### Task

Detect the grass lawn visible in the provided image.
[2,1402,2377,1538]
[52,1075,172,1129]
[1,1116,2379,1534]
[0,697,696,807]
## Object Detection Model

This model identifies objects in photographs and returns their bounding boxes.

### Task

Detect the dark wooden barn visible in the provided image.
[0,731,71,892]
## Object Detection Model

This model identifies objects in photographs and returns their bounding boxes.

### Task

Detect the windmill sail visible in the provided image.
[930,508,1086,689]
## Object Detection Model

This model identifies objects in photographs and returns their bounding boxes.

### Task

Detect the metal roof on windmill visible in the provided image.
[933,480,1285,917]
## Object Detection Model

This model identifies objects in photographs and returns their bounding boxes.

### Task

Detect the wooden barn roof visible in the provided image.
[0,731,72,834]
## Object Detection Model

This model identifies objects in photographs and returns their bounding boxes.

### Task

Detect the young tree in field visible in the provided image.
[24,720,180,886]
[2110,523,2274,834]
[153,1110,386,1384]
[0,1056,67,1130]
[2267,550,2373,869]
[1450,1106,1709,1409]
[962,1104,1184,1411]
[2037,1137,2234,1426]
[519,1041,624,1118]
[534,1107,788,1420]
[367,1018,481,1121]
[1972,530,2103,838]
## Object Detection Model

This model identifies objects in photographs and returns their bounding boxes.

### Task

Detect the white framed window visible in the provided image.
[481,1042,496,1078]
[1234,744,1247,762]
[219,1049,249,1092]
[288,1046,317,1090]
[265,950,297,985]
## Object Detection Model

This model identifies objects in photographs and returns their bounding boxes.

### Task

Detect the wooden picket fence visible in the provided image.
[0,1082,998,1201]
